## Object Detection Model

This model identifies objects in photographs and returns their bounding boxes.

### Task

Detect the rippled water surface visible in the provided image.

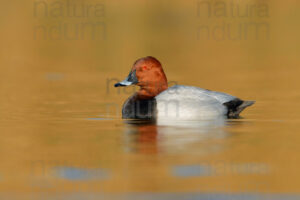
[0,0,300,199]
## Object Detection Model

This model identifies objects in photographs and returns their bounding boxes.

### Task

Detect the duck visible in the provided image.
[114,56,255,120]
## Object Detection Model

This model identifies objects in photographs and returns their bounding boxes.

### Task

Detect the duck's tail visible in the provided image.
[223,99,255,118]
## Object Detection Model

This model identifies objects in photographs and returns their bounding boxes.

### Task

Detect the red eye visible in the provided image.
[142,66,147,70]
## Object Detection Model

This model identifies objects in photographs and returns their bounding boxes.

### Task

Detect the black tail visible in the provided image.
[223,99,255,118]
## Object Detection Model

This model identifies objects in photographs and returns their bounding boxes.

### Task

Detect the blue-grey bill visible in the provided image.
[114,79,134,87]
[114,70,138,87]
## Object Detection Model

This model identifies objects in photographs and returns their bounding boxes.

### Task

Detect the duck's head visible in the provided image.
[115,56,168,99]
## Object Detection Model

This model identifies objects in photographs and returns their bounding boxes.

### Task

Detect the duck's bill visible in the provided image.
[114,70,138,87]
[114,80,133,87]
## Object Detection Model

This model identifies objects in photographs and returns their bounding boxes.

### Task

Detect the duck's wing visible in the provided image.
[202,87,255,118]
[155,85,227,120]
[156,85,255,119]
[158,85,237,102]
[206,90,236,104]
[207,88,255,118]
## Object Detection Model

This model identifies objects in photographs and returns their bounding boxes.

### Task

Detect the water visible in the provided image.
[0,0,300,199]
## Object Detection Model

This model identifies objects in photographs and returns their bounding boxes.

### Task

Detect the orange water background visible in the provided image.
[0,0,300,199]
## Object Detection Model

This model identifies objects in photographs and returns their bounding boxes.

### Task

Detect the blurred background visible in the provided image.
[0,0,300,199]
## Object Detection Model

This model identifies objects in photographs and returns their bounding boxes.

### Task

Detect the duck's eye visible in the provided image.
[142,65,149,70]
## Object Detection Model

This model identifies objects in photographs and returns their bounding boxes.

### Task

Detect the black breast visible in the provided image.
[122,95,157,119]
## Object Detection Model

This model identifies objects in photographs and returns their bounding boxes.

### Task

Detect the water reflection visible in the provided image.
[123,117,235,154]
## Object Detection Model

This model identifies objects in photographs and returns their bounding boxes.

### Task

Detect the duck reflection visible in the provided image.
[124,117,233,154]
[124,120,159,154]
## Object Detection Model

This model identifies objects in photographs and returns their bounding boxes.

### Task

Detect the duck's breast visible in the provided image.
[155,85,235,120]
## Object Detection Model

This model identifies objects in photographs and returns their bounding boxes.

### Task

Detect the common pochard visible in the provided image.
[115,56,254,120]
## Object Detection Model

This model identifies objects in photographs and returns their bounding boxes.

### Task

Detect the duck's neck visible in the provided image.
[137,83,168,99]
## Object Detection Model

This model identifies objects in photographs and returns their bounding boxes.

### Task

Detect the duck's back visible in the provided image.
[155,85,249,120]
